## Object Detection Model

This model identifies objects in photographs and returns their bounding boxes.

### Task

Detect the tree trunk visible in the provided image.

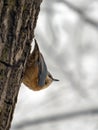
[0,0,42,130]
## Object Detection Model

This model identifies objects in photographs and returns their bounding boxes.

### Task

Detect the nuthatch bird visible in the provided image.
[23,39,59,91]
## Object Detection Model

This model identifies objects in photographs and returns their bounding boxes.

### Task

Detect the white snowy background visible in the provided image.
[11,0,98,130]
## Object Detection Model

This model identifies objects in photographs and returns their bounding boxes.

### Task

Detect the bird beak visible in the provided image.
[53,78,59,81]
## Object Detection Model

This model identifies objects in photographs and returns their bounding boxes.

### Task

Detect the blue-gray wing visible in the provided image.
[38,54,48,86]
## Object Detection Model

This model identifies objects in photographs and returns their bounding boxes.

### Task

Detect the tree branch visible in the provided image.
[0,0,42,130]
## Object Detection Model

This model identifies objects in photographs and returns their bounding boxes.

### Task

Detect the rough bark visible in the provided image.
[0,0,42,130]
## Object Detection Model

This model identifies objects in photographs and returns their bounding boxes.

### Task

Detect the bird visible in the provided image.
[22,39,59,91]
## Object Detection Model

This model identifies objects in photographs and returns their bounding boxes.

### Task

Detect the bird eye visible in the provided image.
[45,80,48,85]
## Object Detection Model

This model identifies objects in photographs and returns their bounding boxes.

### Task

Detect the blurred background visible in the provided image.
[11,0,98,130]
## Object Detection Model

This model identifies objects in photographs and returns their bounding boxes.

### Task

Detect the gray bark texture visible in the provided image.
[0,0,42,130]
